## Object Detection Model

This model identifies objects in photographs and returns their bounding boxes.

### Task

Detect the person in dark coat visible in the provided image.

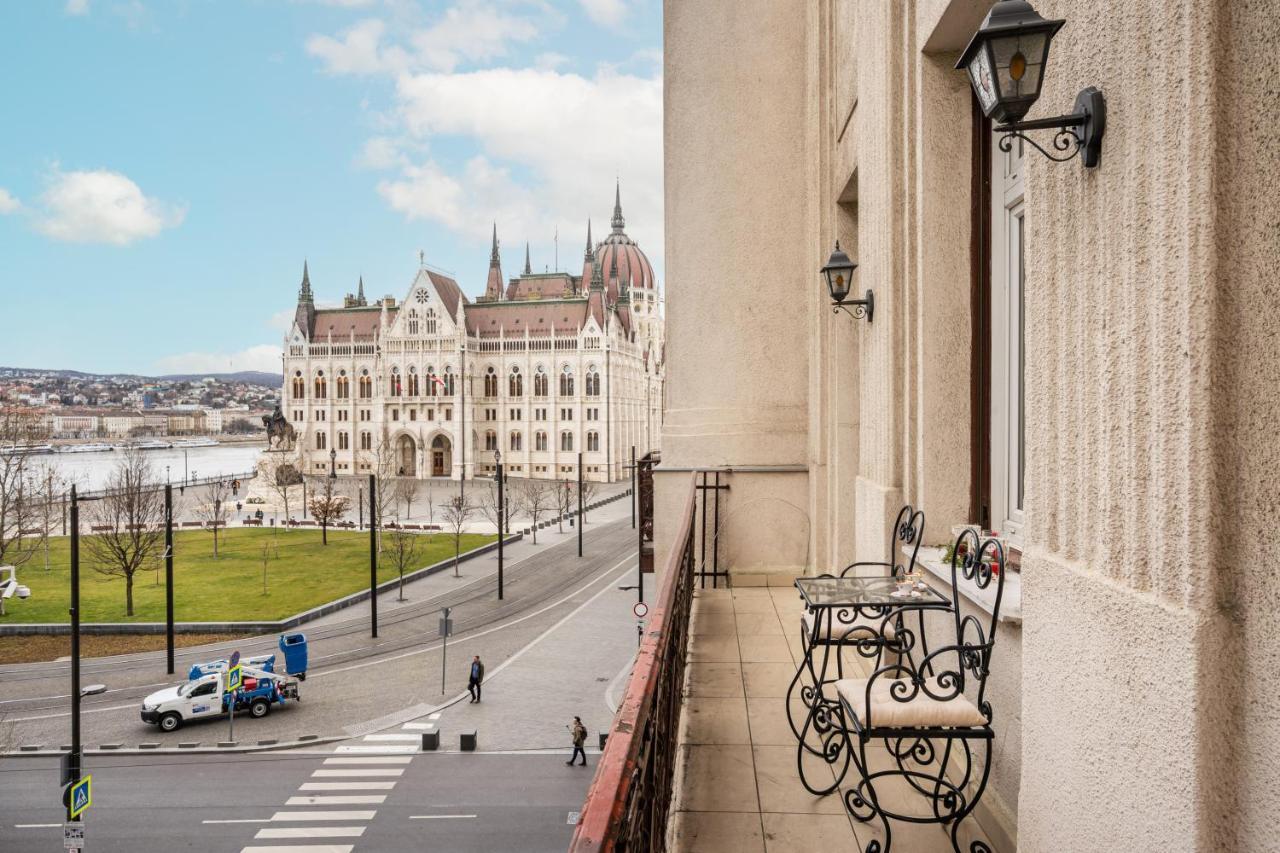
[567,716,587,766]
[467,655,485,703]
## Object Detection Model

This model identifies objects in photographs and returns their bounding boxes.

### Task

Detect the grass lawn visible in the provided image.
[0,632,250,665]
[0,528,495,624]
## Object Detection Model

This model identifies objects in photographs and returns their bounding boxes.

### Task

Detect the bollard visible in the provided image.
[460,730,477,752]
[421,731,440,751]
[598,731,608,750]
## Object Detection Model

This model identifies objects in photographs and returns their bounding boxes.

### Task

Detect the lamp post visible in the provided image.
[183,449,188,486]
[577,451,583,558]
[329,447,337,479]
[65,487,107,824]
[368,473,378,638]
[495,449,504,601]
[165,483,175,674]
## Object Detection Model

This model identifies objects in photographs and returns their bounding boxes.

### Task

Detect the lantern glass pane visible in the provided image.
[968,43,999,114]
[992,32,1047,101]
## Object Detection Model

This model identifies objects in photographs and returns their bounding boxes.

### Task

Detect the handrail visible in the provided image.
[569,472,697,852]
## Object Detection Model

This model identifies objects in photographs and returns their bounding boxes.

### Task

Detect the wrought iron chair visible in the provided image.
[834,528,1006,853]
[786,505,927,746]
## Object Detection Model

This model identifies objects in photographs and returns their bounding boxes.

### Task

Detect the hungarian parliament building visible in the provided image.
[282,186,664,483]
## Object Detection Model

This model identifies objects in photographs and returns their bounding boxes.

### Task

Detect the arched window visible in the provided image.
[425,308,437,336]
[313,370,327,399]
[559,365,574,397]
[587,431,599,452]
[291,370,305,399]
[485,430,497,451]
[358,369,372,398]
[443,367,456,396]
[510,431,522,451]
[535,431,547,451]
[336,370,350,399]
[425,365,437,397]
[586,367,600,397]
[407,309,419,336]
[338,431,349,450]
[316,432,327,450]
[484,366,498,397]
[560,431,574,451]
[389,366,402,397]
[407,366,419,397]
[508,366,523,398]
[533,365,548,397]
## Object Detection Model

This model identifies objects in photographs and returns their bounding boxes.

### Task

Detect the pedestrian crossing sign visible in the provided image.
[226,664,243,693]
[69,775,91,819]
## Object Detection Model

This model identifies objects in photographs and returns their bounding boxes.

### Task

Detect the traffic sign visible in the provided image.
[225,664,243,693]
[68,775,91,819]
[632,601,649,619]
[229,650,241,668]
[438,618,453,638]
[64,823,85,849]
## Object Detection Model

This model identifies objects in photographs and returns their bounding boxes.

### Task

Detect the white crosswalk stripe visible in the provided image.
[311,768,405,777]
[268,810,378,822]
[285,795,387,806]
[241,846,353,853]
[323,755,413,764]
[254,827,367,839]
[401,722,434,730]
[334,743,418,754]
[299,781,396,791]
[360,733,421,742]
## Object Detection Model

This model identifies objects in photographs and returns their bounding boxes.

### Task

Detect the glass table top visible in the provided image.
[794,575,950,608]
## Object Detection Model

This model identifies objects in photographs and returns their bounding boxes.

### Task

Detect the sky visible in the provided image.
[0,0,662,376]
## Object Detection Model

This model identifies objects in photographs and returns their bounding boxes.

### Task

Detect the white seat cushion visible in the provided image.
[835,675,987,729]
[802,610,896,642]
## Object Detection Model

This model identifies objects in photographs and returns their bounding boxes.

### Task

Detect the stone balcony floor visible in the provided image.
[669,584,998,853]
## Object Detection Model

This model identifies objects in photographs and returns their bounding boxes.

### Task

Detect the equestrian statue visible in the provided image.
[262,405,297,450]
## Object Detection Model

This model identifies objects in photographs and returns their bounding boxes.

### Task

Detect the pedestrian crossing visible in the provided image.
[235,714,442,853]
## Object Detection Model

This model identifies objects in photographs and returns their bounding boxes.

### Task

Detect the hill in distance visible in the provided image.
[1,367,280,388]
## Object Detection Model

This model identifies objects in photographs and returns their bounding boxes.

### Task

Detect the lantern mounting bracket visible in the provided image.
[832,290,874,323]
[995,86,1105,168]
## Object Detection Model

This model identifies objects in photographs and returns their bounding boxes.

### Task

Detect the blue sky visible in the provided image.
[0,0,662,375]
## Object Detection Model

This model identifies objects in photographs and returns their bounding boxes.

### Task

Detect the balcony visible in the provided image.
[571,470,1001,852]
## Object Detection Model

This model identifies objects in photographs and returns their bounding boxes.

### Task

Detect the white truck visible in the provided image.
[140,664,299,732]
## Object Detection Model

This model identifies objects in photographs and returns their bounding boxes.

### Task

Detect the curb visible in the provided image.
[1,734,346,758]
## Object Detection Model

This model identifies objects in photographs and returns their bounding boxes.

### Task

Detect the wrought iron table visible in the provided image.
[789,575,952,795]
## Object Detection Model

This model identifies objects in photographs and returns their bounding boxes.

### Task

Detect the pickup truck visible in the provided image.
[140,666,299,732]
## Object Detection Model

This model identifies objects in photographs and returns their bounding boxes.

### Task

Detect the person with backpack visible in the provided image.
[567,716,588,766]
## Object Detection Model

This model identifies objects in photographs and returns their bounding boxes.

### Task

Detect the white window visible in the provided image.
[990,135,1025,539]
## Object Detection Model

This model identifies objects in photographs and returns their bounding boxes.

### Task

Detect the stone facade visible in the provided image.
[658,1,1278,850]
[283,188,664,484]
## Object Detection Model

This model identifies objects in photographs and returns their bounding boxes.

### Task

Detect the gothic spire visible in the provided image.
[590,253,604,291]
[611,180,625,233]
[490,222,500,266]
[524,241,532,275]
[584,219,594,261]
[357,275,366,306]
[299,260,313,303]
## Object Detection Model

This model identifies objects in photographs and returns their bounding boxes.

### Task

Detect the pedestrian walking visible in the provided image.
[467,655,485,703]
[567,716,588,766]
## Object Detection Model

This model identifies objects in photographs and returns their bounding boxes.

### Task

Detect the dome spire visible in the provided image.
[611,180,625,233]
[356,275,366,305]
[584,219,594,260]
[298,260,313,304]
[524,241,532,275]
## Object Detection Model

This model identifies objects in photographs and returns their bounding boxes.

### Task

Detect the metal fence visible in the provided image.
[569,473,697,853]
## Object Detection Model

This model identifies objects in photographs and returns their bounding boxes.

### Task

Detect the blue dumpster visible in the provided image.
[279,633,308,680]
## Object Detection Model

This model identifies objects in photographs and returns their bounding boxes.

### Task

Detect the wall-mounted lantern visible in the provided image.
[821,241,873,323]
[957,0,1106,167]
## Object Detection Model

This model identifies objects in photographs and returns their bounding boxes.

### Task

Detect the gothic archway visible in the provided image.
[430,434,452,478]
[397,434,417,477]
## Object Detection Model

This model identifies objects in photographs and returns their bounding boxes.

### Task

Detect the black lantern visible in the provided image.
[957,0,1105,168]
[329,447,337,479]
[821,241,873,323]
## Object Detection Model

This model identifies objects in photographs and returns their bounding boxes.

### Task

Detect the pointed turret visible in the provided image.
[485,222,504,301]
[293,260,316,339]
[584,219,595,261]
[356,275,366,306]
[299,260,314,303]
[577,220,595,296]
[524,242,532,275]
[611,181,625,233]
[590,253,605,291]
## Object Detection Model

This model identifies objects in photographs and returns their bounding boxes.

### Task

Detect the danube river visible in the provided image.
[42,443,266,491]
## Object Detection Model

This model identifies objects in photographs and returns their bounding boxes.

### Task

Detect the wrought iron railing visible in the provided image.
[569,473,697,853]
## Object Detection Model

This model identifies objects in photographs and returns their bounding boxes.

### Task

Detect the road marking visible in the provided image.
[14,823,62,828]
[323,756,412,764]
[203,819,270,824]
[285,795,387,806]
[311,768,405,777]
[408,814,477,820]
[334,744,417,754]
[7,702,137,723]
[299,781,396,791]
[428,712,442,720]
[360,733,421,742]
[269,811,377,822]
[401,722,434,730]
[241,846,353,853]
[254,827,366,839]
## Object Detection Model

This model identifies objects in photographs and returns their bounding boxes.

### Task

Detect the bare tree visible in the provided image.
[438,494,477,578]
[0,409,52,571]
[307,475,351,545]
[369,438,400,550]
[553,478,574,533]
[579,478,599,523]
[260,449,303,528]
[197,480,232,558]
[84,450,166,617]
[395,477,421,521]
[260,542,270,596]
[386,522,420,601]
[517,479,555,544]
[477,477,517,536]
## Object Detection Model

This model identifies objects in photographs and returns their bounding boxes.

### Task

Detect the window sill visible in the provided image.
[902,546,1023,625]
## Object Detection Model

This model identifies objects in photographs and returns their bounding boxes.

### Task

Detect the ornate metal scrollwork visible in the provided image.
[998,126,1083,163]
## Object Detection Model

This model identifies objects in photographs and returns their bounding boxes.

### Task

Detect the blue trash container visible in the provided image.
[279,633,308,680]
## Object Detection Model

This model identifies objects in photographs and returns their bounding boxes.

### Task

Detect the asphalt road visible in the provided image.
[1,510,638,749]
[0,751,587,853]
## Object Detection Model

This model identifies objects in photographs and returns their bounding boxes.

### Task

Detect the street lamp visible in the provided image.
[495,449,504,600]
[957,0,1106,167]
[821,241,873,322]
[329,447,337,480]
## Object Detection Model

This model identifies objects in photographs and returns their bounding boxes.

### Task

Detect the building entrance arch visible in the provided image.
[431,434,452,478]
[397,434,417,477]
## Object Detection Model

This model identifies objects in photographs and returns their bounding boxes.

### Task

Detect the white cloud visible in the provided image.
[64,0,90,16]
[534,51,569,71]
[154,345,284,376]
[579,0,627,27]
[306,2,539,75]
[0,189,19,214]
[268,309,298,335]
[357,136,412,170]
[380,66,663,265]
[36,168,185,245]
